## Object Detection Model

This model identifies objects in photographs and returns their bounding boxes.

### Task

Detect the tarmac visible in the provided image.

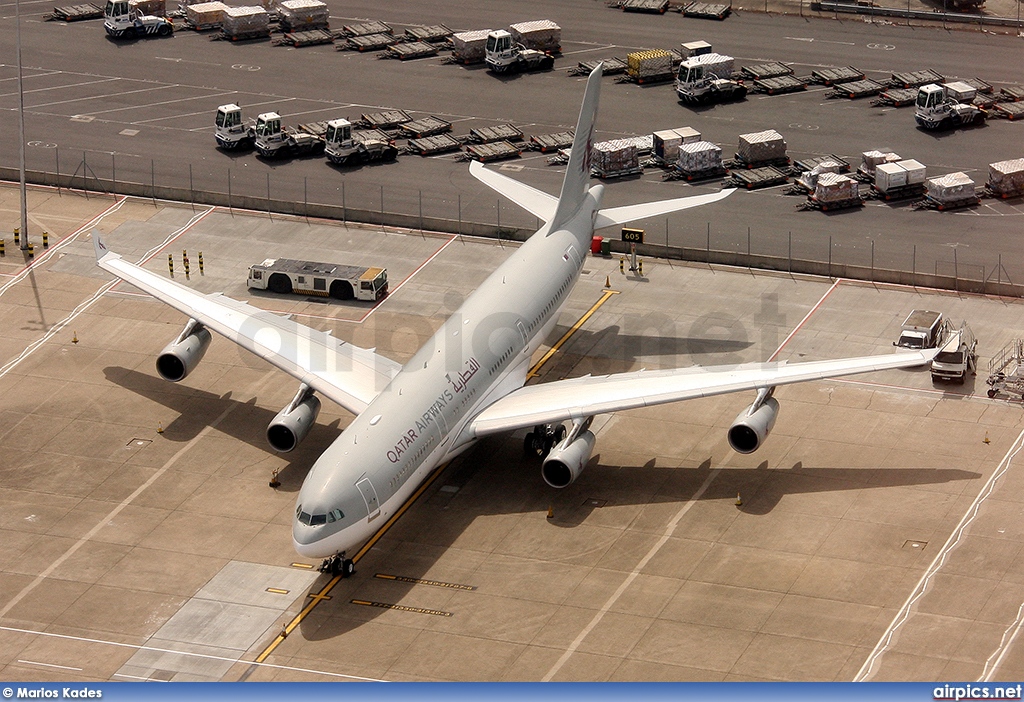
[4,181,1024,681]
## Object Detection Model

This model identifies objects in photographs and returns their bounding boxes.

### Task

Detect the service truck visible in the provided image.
[484,30,554,74]
[324,119,398,166]
[894,309,946,350]
[214,104,255,150]
[915,82,985,130]
[103,0,172,37]
[675,53,746,104]
[254,113,325,158]
[930,321,977,384]
[248,259,388,301]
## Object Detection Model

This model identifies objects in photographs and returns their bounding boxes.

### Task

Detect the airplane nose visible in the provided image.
[292,520,320,548]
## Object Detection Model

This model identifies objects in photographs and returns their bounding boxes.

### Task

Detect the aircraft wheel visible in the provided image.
[342,559,355,577]
[524,432,545,457]
[988,389,997,398]
[553,424,567,444]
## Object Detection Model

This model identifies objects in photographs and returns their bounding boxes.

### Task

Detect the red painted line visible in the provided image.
[352,233,458,324]
[768,278,843,362]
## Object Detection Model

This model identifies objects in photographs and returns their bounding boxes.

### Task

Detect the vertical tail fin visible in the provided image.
[550,64,602,231]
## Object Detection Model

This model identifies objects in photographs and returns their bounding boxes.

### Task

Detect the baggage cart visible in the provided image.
[725,166,788,190]
[828,79,885,99]
[741,62,792,80]
[399,116,451,139]
[405,134,461,156]
[811,66,863,85]
[683,1,731,19]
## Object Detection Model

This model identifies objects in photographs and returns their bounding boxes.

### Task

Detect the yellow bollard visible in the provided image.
[27,243,35,259]
[0,239,5,257]
[13,228,20,246]
[184,258,190,280]
[167,254,174,277]
[619,258,624,274]
[42,232,49,249]
[198,251,204,275]
[638,260,643,276]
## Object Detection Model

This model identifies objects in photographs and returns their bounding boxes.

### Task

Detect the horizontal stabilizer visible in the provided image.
[469,161,557,223]
[595,189,733,229]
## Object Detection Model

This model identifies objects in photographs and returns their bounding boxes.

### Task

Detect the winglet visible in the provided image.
[549,63,603,231]
[91,229,119,264]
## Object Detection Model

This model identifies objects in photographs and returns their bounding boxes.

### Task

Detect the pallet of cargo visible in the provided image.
[592,165,644,179]
[405,134,461,156]
[753,75,806,95]
[664,165,727,182]
[889,69,943,89]
[725,166,789,190]
[616,0,670,13]
[342,33,397,51]
[962,77,993,95]
[568,58,627,76]
[467,124,524,144]
[358,110,411,130]
[791,154,850,174]
[741,62,792,80]
[992,103,1024,120]
[381,41,438,60]
[342,20,390,37]
[399,116,451,139]
[810,66,864,86]
[274,29,333,46]
[215,27,271,41]
[464,141,522,163]
[403,24,452,43]
[46,3,103,21]
[799,195,863,212]
[868,183,926,201]
[529,131,575,152]
[828,79,884,99]
[1000,86,1024,102]
[683,1,731,18]
[870,88,918,108]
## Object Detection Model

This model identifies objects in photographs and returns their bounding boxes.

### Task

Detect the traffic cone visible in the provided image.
[547,505,554,519]
[157,422,164,434]
[735,492,743,506]
[71,331,78,344]
[983,432,991,444]
[605,275,611,288]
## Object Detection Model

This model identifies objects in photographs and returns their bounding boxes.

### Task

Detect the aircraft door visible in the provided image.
[355,477,381,521]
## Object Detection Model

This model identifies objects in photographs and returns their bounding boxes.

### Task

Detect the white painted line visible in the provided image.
[112,673,166,681]
[981,601,1024,681]
[30,84,173,109]
[17,660,83,671]
[1,626,385,682]
[0,77,119,98]
[542,468,723,681]
[0,70,62,83]
[85,91,239,117]
[855,427,1024,681]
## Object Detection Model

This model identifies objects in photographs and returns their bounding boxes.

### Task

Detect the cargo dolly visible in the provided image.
[741,62,793,80]
[340,33,398,51]
[864,183,926,201]
[663,165,727,182]
[889,69,944,89]
[399,116,451,139]
[379,41,437,60]
[723,166,789,190]
[459,141,522,163]
[810,66,864,86]
[797,195,863,212]
[999,86,1024,102]
[827,79,885,100]
[991,103,1024,121]
[341,20,391,37]
[568,58,627,76]
[682,2,732,19]
[464,124,524,144]
[273,29,334,47]
[45,3,103,21]
[911,193,981,211]
[986,339,1024,400]
[528,131,575,153]
[404,134,461,156]
[726,155,790,170]
[870,88,919,108]
[752,75,807,95]
[612,0,670,13]
[403,24,452,43]
[790,154,850,174]
[357,110,412,130]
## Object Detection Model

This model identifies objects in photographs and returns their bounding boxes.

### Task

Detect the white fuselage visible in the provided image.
[292,188,604,558]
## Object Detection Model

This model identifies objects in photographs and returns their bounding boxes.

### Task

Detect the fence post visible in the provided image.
[188,163,193,211]
[828,235,832,278]
[303,176,308,222]
[788,232,792,274]
[266,172,271,220]
[419,190,423,235]
[82,151,89,199]
[55,146,61,196]
[496,198,501,243]
[954,246,958,293]
[871,239,874,283]
[380,184,384,232]
[998,253,1002,286]
[112,153,116,198]
[458,194,462,240]
[912,244,916,285]
[227,168,232,215]
[706,222,710,264]
[150,158,155,205]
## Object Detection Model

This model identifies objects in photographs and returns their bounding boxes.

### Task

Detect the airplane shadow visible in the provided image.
[103,366,338,492]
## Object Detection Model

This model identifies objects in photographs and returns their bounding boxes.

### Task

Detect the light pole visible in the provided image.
[16,0,29,251]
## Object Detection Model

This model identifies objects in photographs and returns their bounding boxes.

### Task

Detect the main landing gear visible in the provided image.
[523,424,566,458]
[319,553,355,577]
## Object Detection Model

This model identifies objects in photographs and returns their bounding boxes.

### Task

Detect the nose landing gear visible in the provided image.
[319,553,355,577]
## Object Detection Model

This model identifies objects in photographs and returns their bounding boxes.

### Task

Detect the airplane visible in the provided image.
[93,66,937,577]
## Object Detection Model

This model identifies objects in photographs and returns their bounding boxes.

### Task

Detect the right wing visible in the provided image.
[94,233,399,415]
[468,350,936,437]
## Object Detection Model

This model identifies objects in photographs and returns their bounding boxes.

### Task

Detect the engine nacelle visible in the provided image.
[156,326,212,382]
[267,395,321,453]
[727,397,780,454]
[542,430,596,488]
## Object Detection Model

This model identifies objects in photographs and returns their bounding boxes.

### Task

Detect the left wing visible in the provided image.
[469,161,558,224]
[93,233,400,415]
[468,350,935,437]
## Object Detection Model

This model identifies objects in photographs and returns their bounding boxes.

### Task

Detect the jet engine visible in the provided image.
[267,391,321,453]
[727,396,780,454]
[541,430,596,488]
[156,322,211,382]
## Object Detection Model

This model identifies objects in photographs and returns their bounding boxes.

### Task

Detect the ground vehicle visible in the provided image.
[214,104,254,150]
[484,30,554,74]
[103,0,172,37]
[675,53,745,104]
[254,113,325,158]
[248,259,388,301]
[931,322,977,384]
[324,119,398,166]
[915,83,985,130]
[894,310,946,350]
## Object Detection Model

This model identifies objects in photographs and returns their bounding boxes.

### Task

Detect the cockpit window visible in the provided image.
[310,513,327,526]
[296,504,342,526]
[298,511,312,525]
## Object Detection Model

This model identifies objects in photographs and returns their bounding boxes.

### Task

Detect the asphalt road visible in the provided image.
[1,0,1022,281]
